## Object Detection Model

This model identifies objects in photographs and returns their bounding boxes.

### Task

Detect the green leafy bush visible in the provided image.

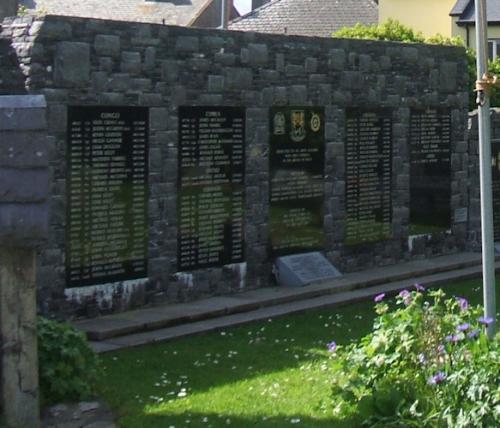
[38,316,101,404]
[334,19,500,108]
[489,58,500,107]
[334,19,425,43]
[328,288,499,427]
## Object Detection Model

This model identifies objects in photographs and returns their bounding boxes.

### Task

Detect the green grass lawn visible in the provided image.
[98,277,500,428]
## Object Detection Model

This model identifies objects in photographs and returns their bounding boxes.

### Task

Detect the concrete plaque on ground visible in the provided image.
[275,251,341,287]
[66,106,149,288]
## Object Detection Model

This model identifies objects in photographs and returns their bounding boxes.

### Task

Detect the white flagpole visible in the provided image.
[475,0,497,339]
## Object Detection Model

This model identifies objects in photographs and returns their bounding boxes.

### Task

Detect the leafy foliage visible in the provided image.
[334,19,500,108]
[334,19,425,43]
[38,316,101,404]
[329,288,499,427]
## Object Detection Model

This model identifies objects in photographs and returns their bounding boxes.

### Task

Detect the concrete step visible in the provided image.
[88,259,497,353]
[73,252,493,347]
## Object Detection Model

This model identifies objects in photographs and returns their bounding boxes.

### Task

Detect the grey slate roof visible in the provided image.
[228,0,378,37]
[19,0,212,26]
[450,0,470,16]
[451,0,500,23]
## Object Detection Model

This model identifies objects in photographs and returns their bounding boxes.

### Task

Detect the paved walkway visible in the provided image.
[42,400,116,428]
[73,252,499,353]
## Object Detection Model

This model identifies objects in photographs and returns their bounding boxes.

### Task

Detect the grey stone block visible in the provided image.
[150,108,168,131]
[34,20,72,39]
[329,49,345,71]
[0,105,46,131]
[0,203,49,246]
[240,48,250,64]
[139,93,162,106]
[289,85,307,104]
[0,95,46,110]
[54,42,90,87]
[208,75,224,92]
[276,53,285,72]
[108,73,131,91]
[203,36,225,50]
[305,57,318,73]
[94,35,120,57]
[175,36,199,52]
[249,43,268,66]
[225,68,252,90]
[121,51,142,75]
[161,60,178,82]
[0,131,49,167]
[440,61,457,92]
[402,47,418,64]
[92,72,108,92]
[285,64,304,76]
[98,92,124,104]
[144,47,156,71]
[0,168,49,202]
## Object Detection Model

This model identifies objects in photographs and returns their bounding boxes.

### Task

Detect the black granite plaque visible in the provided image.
[269,107,325,256]
[66,106,149,288]
[178,106,245,271]
[345,109,392,245]
[410,109,451,234]
[492,139,500,241]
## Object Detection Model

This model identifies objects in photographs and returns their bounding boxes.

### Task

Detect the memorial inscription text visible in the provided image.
[345,109,392,245]
[269,107,325,256]
[178,106,245,270]
[66,106,149,288]
[410,109,451,234]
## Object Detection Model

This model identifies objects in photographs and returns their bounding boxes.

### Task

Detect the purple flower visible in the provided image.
[437,344,446,354]
[428,371,447,385]
[456,297,469,311]
[445,334,463,344]
[374,293,385,303]
[398,289,412,305]
[456,323,470,332]
[477,316,494,326]
[467,329,480,339]
[414,283,426,292]
[327,341,337,352]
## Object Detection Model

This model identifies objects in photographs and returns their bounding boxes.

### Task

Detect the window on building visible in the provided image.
[488,39,500,60]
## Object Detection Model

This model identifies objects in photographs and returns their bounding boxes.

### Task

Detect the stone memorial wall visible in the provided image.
[0,15,470,318]
[468,109,500,248]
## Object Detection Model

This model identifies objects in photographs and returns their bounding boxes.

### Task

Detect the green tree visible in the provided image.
[334,19,500,108]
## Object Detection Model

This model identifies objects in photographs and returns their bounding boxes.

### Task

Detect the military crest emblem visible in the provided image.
[290,110,306,142]
[310,113,321,133]
[273,111,286,135]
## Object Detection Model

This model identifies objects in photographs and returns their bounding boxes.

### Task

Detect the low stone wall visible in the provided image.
[0,14,471,319]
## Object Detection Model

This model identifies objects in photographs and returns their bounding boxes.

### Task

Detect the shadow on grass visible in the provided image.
[99,277,498,428]
[136,411,359,428]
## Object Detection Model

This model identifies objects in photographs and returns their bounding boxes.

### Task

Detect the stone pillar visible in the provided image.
[0,95,49,428]
[0,1,18,21]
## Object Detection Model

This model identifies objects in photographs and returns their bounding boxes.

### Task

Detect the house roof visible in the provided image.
[19,0,213,26]
[450,0,470,16]
[451,0,500,24]
[228,0,378,38]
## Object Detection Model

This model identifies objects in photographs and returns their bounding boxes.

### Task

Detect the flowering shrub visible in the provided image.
[329,287,499,427]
